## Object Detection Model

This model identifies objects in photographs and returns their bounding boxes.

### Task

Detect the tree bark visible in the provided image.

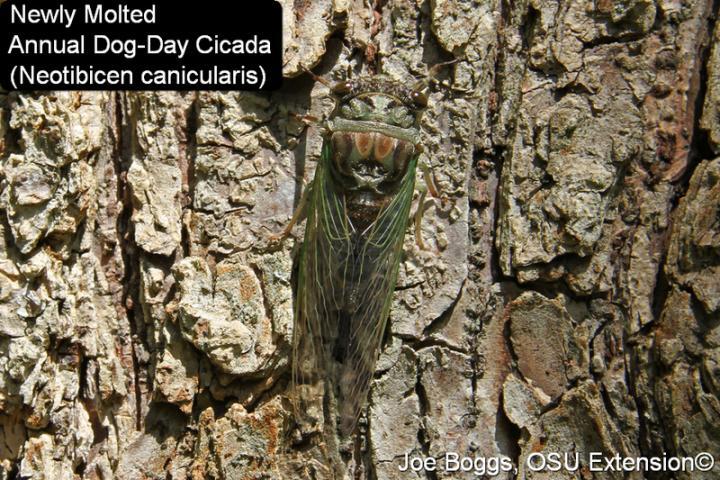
[1,0,719,478]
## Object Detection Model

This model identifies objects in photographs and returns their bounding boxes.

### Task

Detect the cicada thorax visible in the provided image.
[328,130,416,232]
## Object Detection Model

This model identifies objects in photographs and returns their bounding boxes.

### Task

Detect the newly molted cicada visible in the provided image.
[286,75,430,436]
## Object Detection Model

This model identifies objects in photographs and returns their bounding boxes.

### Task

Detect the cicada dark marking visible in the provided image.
[282,75,432,437]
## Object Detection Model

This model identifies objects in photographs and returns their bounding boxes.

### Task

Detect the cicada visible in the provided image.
[285,75,430,437]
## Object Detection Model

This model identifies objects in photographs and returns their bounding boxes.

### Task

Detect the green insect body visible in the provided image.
[292,77,429,436]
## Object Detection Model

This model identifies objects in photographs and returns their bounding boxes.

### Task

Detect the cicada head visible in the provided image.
[330,76,428,129]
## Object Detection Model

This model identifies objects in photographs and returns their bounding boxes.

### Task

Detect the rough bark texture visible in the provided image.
[1,0,719,478]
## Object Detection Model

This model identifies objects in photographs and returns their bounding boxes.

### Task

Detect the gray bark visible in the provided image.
[1,0,719,478]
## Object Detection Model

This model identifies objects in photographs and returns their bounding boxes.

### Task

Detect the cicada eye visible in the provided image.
[332,81,354,95]
[410,90,428,108]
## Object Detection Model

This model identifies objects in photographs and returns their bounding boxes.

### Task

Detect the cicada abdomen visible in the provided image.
[292,77,429,436]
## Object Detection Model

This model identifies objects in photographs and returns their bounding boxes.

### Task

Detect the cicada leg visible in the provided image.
[414,186,430,250]
[268,182,313,244]
[289,112,321,125]
[421,163,450,204]
[413,164,449,250]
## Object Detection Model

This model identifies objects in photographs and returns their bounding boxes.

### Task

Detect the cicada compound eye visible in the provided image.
[332,81,354,95]
[410,90,428,108]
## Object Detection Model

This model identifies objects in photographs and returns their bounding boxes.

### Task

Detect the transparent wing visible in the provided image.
[292,141,353,421]
[293,140,418,435]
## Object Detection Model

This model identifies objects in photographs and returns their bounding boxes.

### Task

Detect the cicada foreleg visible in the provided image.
[421,163,451,205]
[289,112,321,126]
[413,164,450,250]
[268,181,313,245]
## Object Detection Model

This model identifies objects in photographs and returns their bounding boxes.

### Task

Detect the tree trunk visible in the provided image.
[1,0,719,478]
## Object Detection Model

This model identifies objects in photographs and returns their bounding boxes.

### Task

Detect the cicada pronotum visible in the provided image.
[280,73,436,437]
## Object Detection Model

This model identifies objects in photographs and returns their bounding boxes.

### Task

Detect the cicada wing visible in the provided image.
[292,140,419,436]
[335,156,419,435]
[291,142,352,423]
